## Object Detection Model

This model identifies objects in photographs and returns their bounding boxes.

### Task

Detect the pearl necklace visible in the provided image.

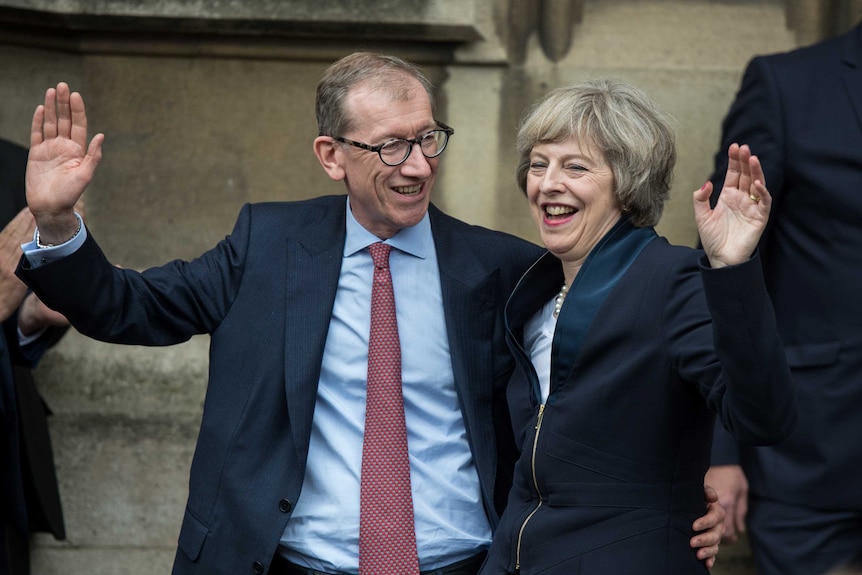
[553,283,569,318]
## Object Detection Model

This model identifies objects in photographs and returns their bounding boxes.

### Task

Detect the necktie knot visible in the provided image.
[368,242,391,270]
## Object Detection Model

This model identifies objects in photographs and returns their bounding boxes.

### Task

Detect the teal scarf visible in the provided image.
[551,217,657,397]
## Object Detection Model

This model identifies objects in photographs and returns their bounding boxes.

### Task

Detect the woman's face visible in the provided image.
[527,138,622,272]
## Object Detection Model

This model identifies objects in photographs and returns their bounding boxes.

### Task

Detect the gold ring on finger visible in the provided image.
[749,193,761,203]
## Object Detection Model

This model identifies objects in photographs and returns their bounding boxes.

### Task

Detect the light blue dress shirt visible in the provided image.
[21,212,87,267]
[281,199,490,572]
[20,212,88,345]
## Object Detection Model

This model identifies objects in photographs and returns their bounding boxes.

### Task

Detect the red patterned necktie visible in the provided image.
[359,242,420,575]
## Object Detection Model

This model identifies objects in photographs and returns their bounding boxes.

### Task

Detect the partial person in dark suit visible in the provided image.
[479,79,796,575]
[14,53,723,575]
[705,20,862,575]
[0,137,71,574]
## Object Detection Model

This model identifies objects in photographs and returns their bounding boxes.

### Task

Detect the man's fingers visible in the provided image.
[43,86,58,139]
[734,496,748,534]
[80,133,105,180]
[70,91,89,150]
[58,84,73,139]
[31,104,46,147]
[724,509,739,542]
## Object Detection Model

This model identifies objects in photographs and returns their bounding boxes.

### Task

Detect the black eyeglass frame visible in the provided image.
[331,121,455,167]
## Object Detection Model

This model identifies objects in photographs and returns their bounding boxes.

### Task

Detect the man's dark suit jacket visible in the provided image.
[709,22,862,510]
[17,195,542,575]
[0,138,66,567]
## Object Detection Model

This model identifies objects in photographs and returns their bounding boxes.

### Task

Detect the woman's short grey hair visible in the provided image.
[316,52,436,138]
[515,78,677,227]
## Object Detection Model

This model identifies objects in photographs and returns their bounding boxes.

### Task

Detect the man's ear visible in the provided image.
[313,136,346,181]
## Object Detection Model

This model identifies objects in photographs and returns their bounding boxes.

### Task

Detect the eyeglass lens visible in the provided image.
[379,130,449,166]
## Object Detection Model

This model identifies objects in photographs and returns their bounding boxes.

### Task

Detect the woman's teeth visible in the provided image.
[545,205,575,217]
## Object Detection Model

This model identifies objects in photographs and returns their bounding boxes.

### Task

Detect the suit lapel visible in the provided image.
[429,206,501,492]
[283,198,346,464]
[278,201,504,496]
[842,24,862,130]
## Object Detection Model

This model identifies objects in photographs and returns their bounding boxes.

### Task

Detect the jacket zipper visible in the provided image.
[514,403,546,574]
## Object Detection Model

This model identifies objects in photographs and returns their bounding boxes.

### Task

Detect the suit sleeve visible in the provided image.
[701,255,796,444]
[666,253,796,446]
[16,204,254,346]
[708,55,789,465]
[710,56,786,208]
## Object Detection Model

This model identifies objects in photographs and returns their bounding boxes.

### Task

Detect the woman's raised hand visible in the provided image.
[693,143,771,268]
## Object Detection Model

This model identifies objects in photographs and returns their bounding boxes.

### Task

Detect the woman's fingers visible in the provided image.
[722,142,741,191]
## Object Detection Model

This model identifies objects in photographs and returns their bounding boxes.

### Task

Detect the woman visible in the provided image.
[481,79,797,574]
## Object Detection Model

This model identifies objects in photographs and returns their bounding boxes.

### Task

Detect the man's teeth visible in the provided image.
[395,185,421,195]
[546,205,575,216]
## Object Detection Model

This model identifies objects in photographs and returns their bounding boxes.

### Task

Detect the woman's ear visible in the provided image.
[313,136,346,181]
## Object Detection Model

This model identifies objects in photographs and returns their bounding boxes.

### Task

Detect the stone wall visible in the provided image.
[0,1,853,573]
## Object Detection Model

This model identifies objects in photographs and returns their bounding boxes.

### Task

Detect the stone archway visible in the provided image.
[786,0,862,44]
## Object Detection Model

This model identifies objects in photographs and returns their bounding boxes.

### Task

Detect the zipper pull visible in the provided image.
[535,403,545,430]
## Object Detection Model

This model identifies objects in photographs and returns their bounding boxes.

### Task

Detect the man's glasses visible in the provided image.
[333,122,454,167]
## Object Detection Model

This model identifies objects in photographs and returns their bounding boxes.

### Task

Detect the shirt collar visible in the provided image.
[343,196,431,259]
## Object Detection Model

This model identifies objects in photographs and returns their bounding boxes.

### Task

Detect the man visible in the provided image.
[0,137,70,574]
[17,53,722,575]
[706,21,862,575]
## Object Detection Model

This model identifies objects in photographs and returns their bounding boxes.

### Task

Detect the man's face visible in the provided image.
[336,77,440,239]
